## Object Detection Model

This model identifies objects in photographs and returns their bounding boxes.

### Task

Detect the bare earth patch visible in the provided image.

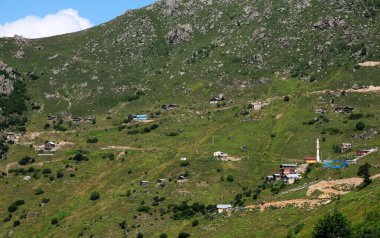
[358,61,380,67]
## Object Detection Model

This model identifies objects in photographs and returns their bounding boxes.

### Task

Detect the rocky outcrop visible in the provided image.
[0,61,19,96]
[313,16,336,30]
[14,50,25,59]
[167,24,193,44]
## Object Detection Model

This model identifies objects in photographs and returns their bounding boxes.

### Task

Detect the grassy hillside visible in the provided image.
[0,0,379,237]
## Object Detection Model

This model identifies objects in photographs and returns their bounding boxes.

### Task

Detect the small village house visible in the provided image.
[314,108,327,115]
[178,175,186,183]
[6,132,17,142]
[356,149,372,156]
[283,174,301,184]
[217,204,233,213]
[157,179,166,184]
[280,164,297,177]
[214,151,228,160]
[47,115,56,121]
[251,101,263,111]
[334,106,354,114]
[140,181,149,186]
[44,141,56,151]
[250,101,269,111]
[180,158,187,161]
[130,114,148,121]
[341,143,352,152]
[209,94,225,104]
[161,104,179,110]
[304,157,317,164]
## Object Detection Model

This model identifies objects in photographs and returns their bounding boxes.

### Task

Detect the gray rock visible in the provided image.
[167,24,193,44]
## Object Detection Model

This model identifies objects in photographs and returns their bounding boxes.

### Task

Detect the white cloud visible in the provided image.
[0,9,93,39]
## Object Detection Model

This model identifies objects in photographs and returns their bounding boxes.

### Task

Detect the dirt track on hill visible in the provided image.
[246,173,380,212]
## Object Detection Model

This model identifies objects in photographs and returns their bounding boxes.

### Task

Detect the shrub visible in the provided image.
[349,113,363,120]
[226,175,234,182]
[13,220,21,227]
[119,220,127,230]
[137,233,144,238]
[18,156,35,166]
[90,191,100,201]
[192,220,199,227]
[51,217,59,225]
[178,232,190,238]
[355,122,365,131]
[56,171,64,178]
[87,137,99,143]
[284,95,290,101]
[8,200,25,213]
[180,161,190,167]
[137,205,151,213]
[35,188,44,195]
[160,234,168,238]
[72,153,88,162]
[42,168,52,174]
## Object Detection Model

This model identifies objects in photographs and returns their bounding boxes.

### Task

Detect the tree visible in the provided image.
[160,234,168,238]
[90,191,100,201]
[284,95,290,101]
[312,210,352,238]
[192,220,199,227]
[137,233,144,238]
[226,175,234,182]
[51,217,59,225]
[358,163,371,185]
[356,122,365,131]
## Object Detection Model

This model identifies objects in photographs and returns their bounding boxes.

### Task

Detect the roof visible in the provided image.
[305,157,317,160]
[280,164,297,167]
[341,143,352,146]
[214,151,227,156]
[140,180,149,183]
[46,142,56,145]
[285,174,301,179]
[217,204,232,209]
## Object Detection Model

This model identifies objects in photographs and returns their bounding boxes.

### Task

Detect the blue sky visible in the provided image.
[0,0,157,38]
[0,0,157,25]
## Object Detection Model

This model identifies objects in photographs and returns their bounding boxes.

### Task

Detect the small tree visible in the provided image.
[284,95,290,102]
[90,191,100,201]
[160,234,168,238]
[226,175,234,182]
[192,220,199,227]
[178,232,190,238]
[51,217,59,225]
[137,233,144,238]
[312,210,352,238]
[358,163,371,186]
[355,122,365,131]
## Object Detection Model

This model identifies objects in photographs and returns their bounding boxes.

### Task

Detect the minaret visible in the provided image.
[316,137,321,163]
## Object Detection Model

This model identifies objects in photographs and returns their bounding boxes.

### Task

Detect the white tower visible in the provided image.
[316,137,321,163]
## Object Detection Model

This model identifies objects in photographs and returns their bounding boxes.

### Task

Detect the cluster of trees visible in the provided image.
[168,202,216,220]
[127,124,159,135]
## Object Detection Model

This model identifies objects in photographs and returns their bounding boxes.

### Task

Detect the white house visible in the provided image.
[180,158,187,161]
[217,204,233,213]
[214,151,228,160]
[44,141,56,151]
[341,143,352,152]
[284,174,301,184]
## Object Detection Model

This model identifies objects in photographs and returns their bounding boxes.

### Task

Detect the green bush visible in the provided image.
[35,188,44,195]
[226,175,234,182]
[51,217,59,225]
[178,232,190,238]
[192,220,199,227]
[356,122,365,131]
[18,156,35,166]
[87,137,99,143]
[160,234,168,238]
[13,220,21,227]
[90,191,100,201]
[137,205,151,213]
